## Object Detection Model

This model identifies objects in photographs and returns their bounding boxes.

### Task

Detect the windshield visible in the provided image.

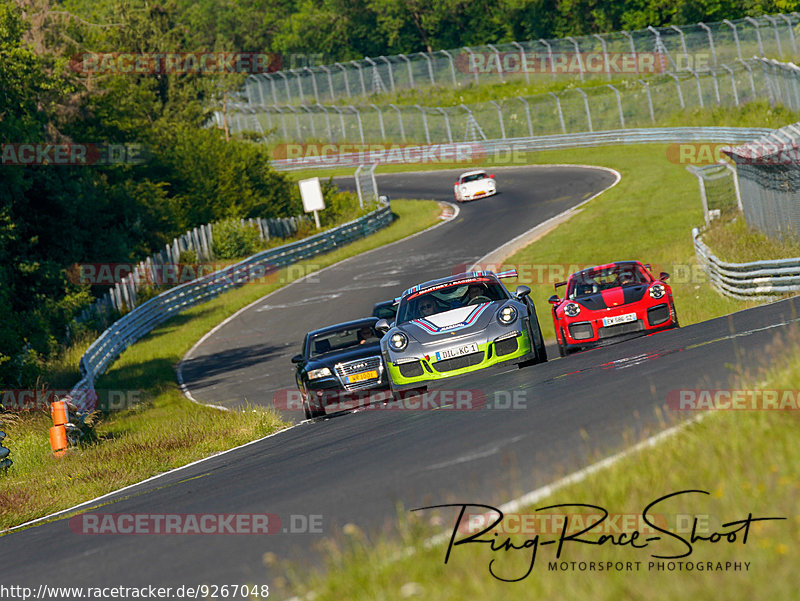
[397,280,508,323]
[307,324,380,357]
[460,172,487,183]
[567,263,651,299]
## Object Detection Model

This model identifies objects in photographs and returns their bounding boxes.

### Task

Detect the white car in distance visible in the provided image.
[453,170,497,202]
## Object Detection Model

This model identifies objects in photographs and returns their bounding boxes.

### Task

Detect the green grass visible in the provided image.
[701,215,800,263]
[282,329,800,599]
[0,199,443,531]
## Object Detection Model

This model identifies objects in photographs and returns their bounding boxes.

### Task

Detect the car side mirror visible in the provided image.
[291,354,304,364]
[375,318,391,334]
[659,272,670,281]
[548,294,560,304]
[515,285,531,299]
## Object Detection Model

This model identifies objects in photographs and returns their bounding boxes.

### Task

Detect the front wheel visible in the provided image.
[303,394,325,419]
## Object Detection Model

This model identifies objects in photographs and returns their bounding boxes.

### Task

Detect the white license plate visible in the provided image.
[435,343,480,361]
[603,312,637,327]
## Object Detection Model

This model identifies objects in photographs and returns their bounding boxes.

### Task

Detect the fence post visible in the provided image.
[439,50,457,87]
[576,88,593,132]
[665,71,686,108]
[304,67,320,103]
[511,42,530,83]
[638,79,656,123]
[398,54,414,88]
[548,92,567,133]
[723,20,743,61]
[763,15,783,57]
[518,96,533,136]
[380,56,396,92]
[721,64,740,105]
[565,36,585,81]
[593,34,611,80]
[539,39,556,79]
[778,14,797,56]
[687,68,705,108]
[354,165,364,208]
[349,105,365,143]
[620,31,639,75]
[370,103,386,139]
[418,52,435,85]
[462,47,479,85]
[489,100,506,139]
[487,44,504,83]
[319,65,334,100]
[335,63,351,97]
[745,17,765,56]
[415,104,431,143]
[668,25,689,69]
[606,84,625,127]
[389,104,406,141]
[349,61,365,96]
[697,23,717,66]
[437,107,453,143]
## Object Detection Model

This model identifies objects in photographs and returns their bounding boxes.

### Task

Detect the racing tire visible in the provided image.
[558,329,568,358]
[303,396,325,420]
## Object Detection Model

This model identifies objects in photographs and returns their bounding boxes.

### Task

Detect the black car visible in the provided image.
[372,299,398,322]
[291,317,389,419]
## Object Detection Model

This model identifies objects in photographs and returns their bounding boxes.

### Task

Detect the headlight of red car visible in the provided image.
[564,302,581,317]
[649,283,666,299]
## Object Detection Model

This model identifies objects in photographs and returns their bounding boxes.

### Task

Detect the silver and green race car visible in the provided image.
[376,270,547,394]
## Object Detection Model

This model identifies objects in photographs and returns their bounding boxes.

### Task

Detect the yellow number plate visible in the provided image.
[347,370,378,383]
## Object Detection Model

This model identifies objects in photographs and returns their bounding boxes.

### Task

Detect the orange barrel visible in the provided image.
[51,400,69,426]
[49,425,68,457]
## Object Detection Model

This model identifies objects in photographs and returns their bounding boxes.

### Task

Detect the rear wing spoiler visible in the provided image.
[554,281,567,290]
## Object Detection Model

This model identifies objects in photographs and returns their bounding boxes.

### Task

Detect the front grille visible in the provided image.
[568,322,594,340]
[598,319,644,339]
[433,351,485,373]
[494,337,518,356]
[398,361,424,378]
[334,356,383,391]
[647,304,670,326]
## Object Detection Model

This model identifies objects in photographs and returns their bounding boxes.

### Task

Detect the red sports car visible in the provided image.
[549,261,678,356]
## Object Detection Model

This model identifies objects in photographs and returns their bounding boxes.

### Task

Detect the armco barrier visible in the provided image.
[67,201,393,412]
[693,227,800,300]
[269,127,772,170]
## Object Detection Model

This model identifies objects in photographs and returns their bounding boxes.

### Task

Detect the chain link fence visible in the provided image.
[222,59,786,144]
[239,13,800,106]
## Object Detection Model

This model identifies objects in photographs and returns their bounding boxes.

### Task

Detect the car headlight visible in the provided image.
[564,303,581,317]
[308,367,332,380]
[497,305,517,325]
[649,283,666,299]
[461,186,468,193]
[389,332,408,351]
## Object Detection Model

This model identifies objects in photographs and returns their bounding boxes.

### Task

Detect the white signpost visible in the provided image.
[298,177,325,229]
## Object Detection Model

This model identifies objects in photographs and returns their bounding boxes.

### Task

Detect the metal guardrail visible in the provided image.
[68,202,393,412]
[270,127,773,170]
[693,227,800,300]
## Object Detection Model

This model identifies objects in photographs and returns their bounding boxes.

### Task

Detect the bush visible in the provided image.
[212,219,262,259]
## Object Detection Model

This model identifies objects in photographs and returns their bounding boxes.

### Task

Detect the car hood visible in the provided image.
[304,342,383,370]
[404,302,500,341]
[573,285,648,311]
